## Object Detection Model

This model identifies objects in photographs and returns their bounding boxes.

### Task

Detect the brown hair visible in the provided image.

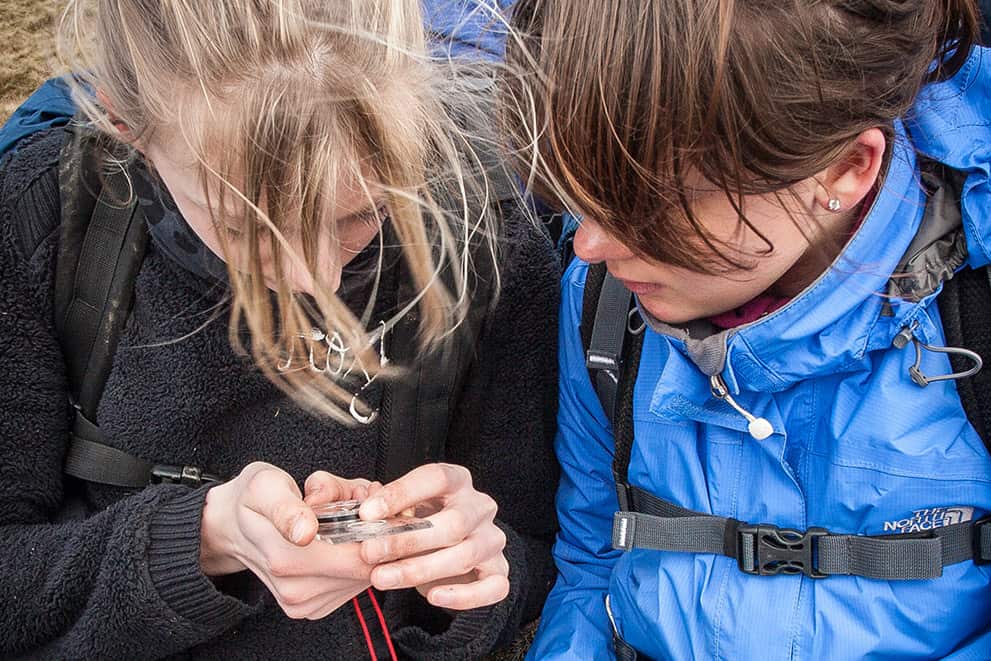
[502,0,980,271]
[58,0,501,421]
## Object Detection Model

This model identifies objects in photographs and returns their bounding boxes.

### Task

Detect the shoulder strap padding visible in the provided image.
[55,125,147,422]
[56,126,149,422]
[376,226,496,483]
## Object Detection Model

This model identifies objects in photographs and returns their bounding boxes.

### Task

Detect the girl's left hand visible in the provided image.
[355,463,510,611]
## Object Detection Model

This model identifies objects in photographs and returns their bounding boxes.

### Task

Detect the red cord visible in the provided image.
[352,596,379,661]
[367,589,398,661]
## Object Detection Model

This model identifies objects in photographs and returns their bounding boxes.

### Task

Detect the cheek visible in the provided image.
[338,222,381,265]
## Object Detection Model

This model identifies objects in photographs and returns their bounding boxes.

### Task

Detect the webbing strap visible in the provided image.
[59,164,148,418]
[613,484,991,580]
[64,414,153,488]
[585,272,633,425]
[64,413,221,488]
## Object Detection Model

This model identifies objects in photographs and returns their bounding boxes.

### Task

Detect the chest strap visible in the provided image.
[612,484,991,580]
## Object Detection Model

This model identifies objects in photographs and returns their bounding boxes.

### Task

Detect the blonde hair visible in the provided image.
[57,0,503,421]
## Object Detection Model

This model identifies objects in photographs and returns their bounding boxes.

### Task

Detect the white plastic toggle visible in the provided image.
[748,418,774,441]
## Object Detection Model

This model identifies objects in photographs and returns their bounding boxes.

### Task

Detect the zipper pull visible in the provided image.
[710,375,774,440]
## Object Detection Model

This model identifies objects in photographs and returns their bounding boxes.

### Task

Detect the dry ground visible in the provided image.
[0,0,57,122]
[0,2,534,658]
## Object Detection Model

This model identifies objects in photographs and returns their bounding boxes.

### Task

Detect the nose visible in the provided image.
[573,217,634,263]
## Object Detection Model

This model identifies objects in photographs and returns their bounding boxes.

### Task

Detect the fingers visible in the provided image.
[303,471,373,506]
[239,465,317,546]
[369,524,506,591]
[361,500,494,565]
[243,527,377,582]
[359,464,471,520]
[419,554,511,611]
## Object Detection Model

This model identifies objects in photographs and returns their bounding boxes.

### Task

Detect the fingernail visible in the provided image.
[291,517,309,544]
[430,588,454,607]
[376,567,401,588]
[363,498,386,520]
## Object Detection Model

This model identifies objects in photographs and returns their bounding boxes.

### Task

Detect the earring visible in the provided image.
[827,198,842,212]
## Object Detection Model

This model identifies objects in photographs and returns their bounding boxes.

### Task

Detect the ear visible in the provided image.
[96,88,140,147]
[812,128,886,214]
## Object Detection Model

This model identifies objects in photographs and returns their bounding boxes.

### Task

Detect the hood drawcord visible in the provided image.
[893,324,983,387]
[710,374,774,440]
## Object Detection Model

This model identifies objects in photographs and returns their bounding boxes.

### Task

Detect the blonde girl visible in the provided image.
[0,1,558,658]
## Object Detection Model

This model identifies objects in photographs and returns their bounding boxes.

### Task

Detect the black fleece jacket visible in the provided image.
[0,129,560,660]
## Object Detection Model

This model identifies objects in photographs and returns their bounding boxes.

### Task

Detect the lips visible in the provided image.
[617,279,661,296]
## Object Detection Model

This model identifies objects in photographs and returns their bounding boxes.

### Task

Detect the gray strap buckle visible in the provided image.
[738,524,829,579]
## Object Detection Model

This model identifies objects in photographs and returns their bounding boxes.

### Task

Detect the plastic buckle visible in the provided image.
[151,464,216,488]
[737,524,829,579]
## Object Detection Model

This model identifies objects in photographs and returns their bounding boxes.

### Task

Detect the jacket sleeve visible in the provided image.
[525,259,624,660]
[0,146,258,660]
[389,212,561,659]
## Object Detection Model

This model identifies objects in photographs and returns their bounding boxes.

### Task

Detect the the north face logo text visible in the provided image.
[883,506,974,534]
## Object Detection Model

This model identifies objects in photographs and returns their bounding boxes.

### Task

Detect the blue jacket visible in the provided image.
[531,47,991,661]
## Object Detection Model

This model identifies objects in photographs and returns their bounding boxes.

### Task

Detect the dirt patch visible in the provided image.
[0,0,58,122]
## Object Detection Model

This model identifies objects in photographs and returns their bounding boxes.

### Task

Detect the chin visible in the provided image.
[639,298,704,326]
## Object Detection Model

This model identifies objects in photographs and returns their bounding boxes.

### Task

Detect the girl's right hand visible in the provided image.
[199,462,375,620]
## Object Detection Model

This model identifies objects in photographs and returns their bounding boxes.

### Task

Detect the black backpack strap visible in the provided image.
[937,263,991,448]
[376,229,495,483]
[578,262,646,510]
[581,263,637,426]
[56,129,148,419]
[55,129,219,489]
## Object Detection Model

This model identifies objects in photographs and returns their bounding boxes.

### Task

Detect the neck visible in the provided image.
[767,206,861,299]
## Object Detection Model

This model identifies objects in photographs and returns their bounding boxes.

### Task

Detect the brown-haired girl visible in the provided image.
[0,0,558,658]
[503,1,991,658]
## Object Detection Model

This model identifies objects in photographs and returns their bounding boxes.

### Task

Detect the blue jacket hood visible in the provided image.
[908,48,991,269]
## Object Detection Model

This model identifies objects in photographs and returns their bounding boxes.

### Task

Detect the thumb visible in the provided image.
[243,466,318,546]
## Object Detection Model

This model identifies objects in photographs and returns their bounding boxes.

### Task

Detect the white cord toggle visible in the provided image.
[710,375,774,441]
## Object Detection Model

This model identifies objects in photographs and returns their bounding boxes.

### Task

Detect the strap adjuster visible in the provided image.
[151,464,221,488]
[738,524,829,579]
[613,512,637,551]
